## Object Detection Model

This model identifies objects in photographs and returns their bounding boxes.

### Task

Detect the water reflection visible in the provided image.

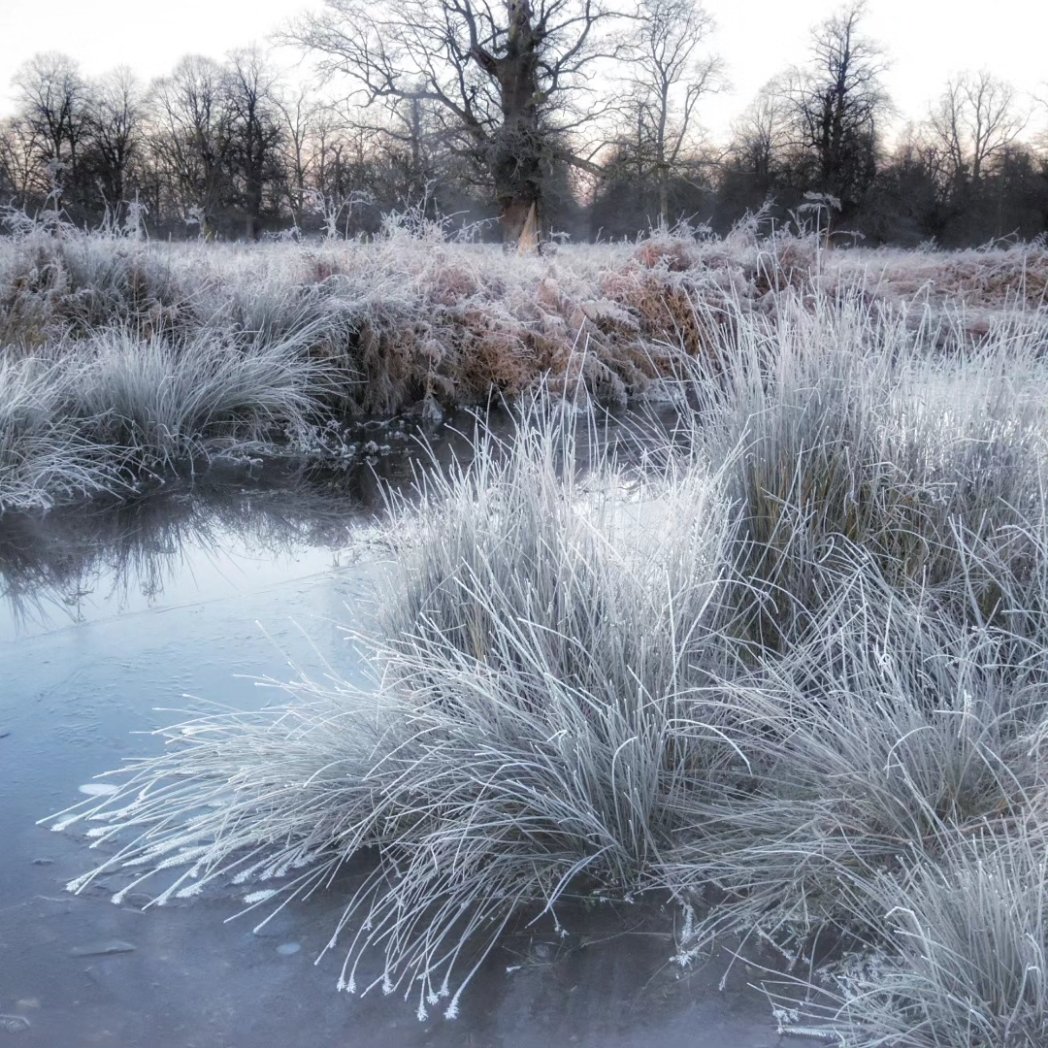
[0,404,662,639]
[0,472,383,638]
[0,405,502,638]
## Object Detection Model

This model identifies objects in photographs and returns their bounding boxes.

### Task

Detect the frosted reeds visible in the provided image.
[2,227,1046,508]
[0,326,335,511]
[48,397,741,1019]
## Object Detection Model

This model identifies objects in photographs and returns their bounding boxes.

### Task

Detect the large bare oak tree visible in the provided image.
[287,0,618,245]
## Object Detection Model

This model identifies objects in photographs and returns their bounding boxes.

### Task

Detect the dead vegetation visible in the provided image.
[1,223,1046,510]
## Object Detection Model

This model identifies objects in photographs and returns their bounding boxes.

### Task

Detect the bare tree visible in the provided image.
[275,87,323,226]
[149,56,234,236]
[86,68,145,215]
[622,0,720,223]
[286,0,619,245]
[274,94,373,231]
[13,53,92,205]
[224,49,285,239]
[378,92,444,207]
[929,71,1026,187]
[0,117,44,204]
[729,84,790,188]
[311,108,367,201]
[715,81,793,220]
[781,2,888,215]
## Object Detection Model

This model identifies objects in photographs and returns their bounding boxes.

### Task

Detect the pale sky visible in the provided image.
[1,0,1046,145]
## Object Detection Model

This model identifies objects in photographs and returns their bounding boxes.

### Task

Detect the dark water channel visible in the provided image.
[1,427,821,1048]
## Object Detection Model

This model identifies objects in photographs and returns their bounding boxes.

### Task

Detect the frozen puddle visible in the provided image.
[1,476,822,1048]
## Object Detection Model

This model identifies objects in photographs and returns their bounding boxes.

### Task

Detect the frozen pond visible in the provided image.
[0,458,821,1047]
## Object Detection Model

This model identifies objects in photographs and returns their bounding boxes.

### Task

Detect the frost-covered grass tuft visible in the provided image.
[0,352,122,510]
[678,291,1048,652]
[779,826,1048,1047]
[0,326,334,510]
[48,396,743,1017]
[665,568,1048,947]
[67,326,334,466]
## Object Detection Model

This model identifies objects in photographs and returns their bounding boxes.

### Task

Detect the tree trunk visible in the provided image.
[498,196,531,244]
[658,166,669,227]
[492,0,544,249]
[493,116,542,246]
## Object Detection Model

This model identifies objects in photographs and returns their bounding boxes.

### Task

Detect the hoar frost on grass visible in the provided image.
[42,280,1048,1045]
[2,224,1047,510]
[49,396,743,1021]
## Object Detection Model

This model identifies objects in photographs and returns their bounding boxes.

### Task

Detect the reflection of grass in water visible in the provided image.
[0,477,367,630]
[49,292,1048,1044]
[0,402,628,632]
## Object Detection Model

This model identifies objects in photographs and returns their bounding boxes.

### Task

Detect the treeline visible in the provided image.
[0,51,454,241]
[1,2,1046,247]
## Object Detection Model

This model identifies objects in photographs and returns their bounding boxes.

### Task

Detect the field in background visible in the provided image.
[8,226,1048,1045]
[1,223,1046,510]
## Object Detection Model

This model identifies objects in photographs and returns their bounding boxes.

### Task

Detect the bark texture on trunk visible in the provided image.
[491,0,544,248]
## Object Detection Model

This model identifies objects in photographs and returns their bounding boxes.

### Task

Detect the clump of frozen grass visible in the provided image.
[667,560,1048,952]
[67,326,334,468]
[782,826,1048,1047]
[0,353,123,511]
[678,290,1048,651]
[650,296,1048,1040]
[382,400,726,697]
[53,682,393,919]
[48,398,742,1018]
[0,231,195,347]
[0,326,337,508]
